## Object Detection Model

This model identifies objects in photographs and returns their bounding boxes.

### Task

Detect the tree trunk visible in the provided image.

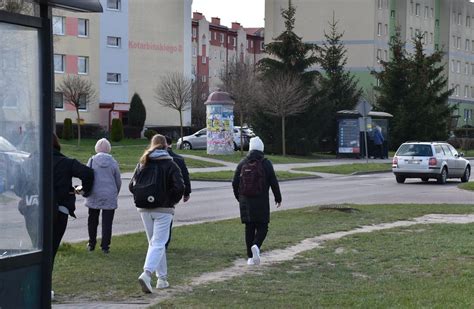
[76,109,81,147]
[281,115,286,156]
[240,110,244,157]
[179,109,184,146]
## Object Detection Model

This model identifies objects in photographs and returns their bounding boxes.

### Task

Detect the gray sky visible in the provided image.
[192,0,265,28]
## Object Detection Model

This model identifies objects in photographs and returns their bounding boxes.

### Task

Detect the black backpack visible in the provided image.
[130,163,163,208]
[239,158,265,197]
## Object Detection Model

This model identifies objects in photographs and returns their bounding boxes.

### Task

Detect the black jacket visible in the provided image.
[129,157,184,208]
[232,150,282,224]
[53,149,94,218]
[168,149,191,197]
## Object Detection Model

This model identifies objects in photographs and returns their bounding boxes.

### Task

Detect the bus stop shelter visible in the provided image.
[0,1,102,307]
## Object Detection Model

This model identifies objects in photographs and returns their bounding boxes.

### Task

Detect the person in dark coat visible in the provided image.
[232,136,282,265]
[164,135,191,249]
[52,133,94,265]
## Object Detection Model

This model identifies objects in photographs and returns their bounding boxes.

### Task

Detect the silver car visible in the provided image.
[177,127,256,150]
[392,142,471,184]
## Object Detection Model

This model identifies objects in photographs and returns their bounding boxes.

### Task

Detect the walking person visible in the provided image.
[52,133,94,297]
[85,138,122,254]
[373,125,385,159]
[232,136,282,266]
[164,135,191,249]
[129,134,184,293]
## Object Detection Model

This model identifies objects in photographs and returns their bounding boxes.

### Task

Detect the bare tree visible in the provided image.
[56,75,96,146]
[219,60,259,155]
[155,72,192,143]
[0,0,32,14]
[259,73,311,156]
[191,78,208,129]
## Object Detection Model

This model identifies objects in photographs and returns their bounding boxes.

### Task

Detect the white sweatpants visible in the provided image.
[140,211,173,279]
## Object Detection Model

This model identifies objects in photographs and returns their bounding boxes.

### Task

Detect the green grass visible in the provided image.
[294,163,392,174]
[461,149,474,157]
[60,139,223,171]
[176,149,322,164]
[458,181,474,191]
[52,204,474,303]
[189,170,317,181]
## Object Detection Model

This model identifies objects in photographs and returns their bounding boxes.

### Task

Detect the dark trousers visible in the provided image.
[88,208,115,250]
[52,212,68,268]
[245,222,268,258]
[375,144,384,159]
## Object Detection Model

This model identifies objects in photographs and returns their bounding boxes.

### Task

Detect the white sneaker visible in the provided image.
[138,272,153,293]
[251,245,260,265]
[247,258,255,265]
[156,278,170,289]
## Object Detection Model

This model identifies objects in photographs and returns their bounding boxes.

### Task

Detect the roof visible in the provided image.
[204,91,234,105]
[337,110,393,118]
[45,0,103,12]
[244,27,264,36]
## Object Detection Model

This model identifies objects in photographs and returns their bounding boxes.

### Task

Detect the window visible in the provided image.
[453,12,457,24]
[378,0,382,9]
[201,75,207,82]
[465,109,473,121]
[467,16,471,27]
[78,94,87,110]
[471,64,474,76]
[384,24,388,35]
[376,49,382,60]
[472,40,474,53]
[431,8,434,18]
[455,84,460,96]
[457,37,461,49]
[191,65,196,75]
[453,35,457,48]
[78,56,89,74]
[52,16,65,35]
[458,13,462,25]
[465,85,470,97]
[466,62,470,75]
[457,61,461,73]
[220,33,224,43]
[410,27,414,39]
[430,33,433,44]
[54,54,65,73]
[201,56,206,64]
[384,50,388,61]
[78,19,89,37]
[415,3,420,16]
[390,10,395,18]
[106,73,121,83]
[107,36,121,47]
[466,39,470,51]
[107,0,120,10]
[435,19,439,27]
[250,40,253,48]
[261,41,264,50]
[451,60,455,72]
[377,23,382,36]
[192,46,197,57]
[410,0,414,15]
[423,31,427,44]
[471,87,474,97]
[192,27,197,38]
[213,32,216,40]
[54,92,64,109]
[424,6,428,18]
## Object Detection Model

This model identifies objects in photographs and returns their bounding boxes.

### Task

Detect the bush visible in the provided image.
[62,118,74,140]
[448,138,474,150]
[129,93,146,129]
[123,125,142,139]
[56,123,104,139]
[144,129,158,140]
[110,118,124,142]
[453,127,474,138]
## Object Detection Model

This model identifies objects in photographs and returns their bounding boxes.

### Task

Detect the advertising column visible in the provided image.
[205,91,234,155]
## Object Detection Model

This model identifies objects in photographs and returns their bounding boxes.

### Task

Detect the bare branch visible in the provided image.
[155,72,192,112]
[57,75,96,108]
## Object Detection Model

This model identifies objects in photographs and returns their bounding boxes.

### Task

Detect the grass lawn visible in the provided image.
[60,139,223,171]
[294,163,392,175]
[52,204,474,304]
[176,149,323,164]
[462,149,474,157]
[458,181,474,191]
[189,170,317,181]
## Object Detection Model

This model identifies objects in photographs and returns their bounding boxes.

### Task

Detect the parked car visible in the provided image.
[392,141,471,184]
[176,127,256,150]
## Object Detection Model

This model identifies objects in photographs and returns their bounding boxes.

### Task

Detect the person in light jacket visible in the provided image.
[85,138,122,254]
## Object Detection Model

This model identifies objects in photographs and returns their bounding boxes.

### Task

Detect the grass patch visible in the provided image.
[294,163,392,175]
[189,170,315,181]
[60,138,223,171]
[52,204,474,303]
[162,223,474,308]
[176,149,322,164]
[458,181,474,191]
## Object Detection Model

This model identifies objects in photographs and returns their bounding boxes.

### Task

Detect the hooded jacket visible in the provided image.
[53,149,94,218]
[85,153,122,210]
[232,150,282,223]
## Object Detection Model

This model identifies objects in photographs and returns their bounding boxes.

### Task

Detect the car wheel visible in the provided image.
[437,167,447,184]
[181,141,192,150]
[396,176,405,183]
[421,177,429,182]
[461,166,471,183]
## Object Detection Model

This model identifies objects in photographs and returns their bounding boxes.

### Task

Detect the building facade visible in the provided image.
[192,12,264,94]
[265,0,474,127]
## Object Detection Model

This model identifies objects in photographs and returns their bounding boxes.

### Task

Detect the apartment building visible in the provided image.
[265,0,474,127]
[192,12,264,93]
[53,0,192,130]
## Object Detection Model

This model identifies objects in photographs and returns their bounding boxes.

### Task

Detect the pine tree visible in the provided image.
[128,93,146,129]
[374,30,454,147]
[315,14,362,149]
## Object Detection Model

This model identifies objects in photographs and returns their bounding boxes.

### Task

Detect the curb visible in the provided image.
[189,175,322,183]
[351,170,392,175]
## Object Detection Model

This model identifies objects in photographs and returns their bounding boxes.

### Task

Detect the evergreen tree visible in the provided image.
[128,93,146,129]
[110,118,124,142]
[255,0,318,154]
[374,30,454,147]
[315,14,362,150]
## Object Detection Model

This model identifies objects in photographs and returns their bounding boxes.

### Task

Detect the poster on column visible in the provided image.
[206,104,234,155]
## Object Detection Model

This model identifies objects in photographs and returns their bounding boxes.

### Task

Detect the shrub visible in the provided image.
[62,118,74,140]
[448,138,474,150]
[144,129,158,140]
[129,93,146,129]
[110,118,124,142]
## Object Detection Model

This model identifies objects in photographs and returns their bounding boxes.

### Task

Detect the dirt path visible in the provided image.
[53,214,474,308]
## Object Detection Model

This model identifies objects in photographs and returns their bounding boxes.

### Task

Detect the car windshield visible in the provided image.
[396,144,433,157]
